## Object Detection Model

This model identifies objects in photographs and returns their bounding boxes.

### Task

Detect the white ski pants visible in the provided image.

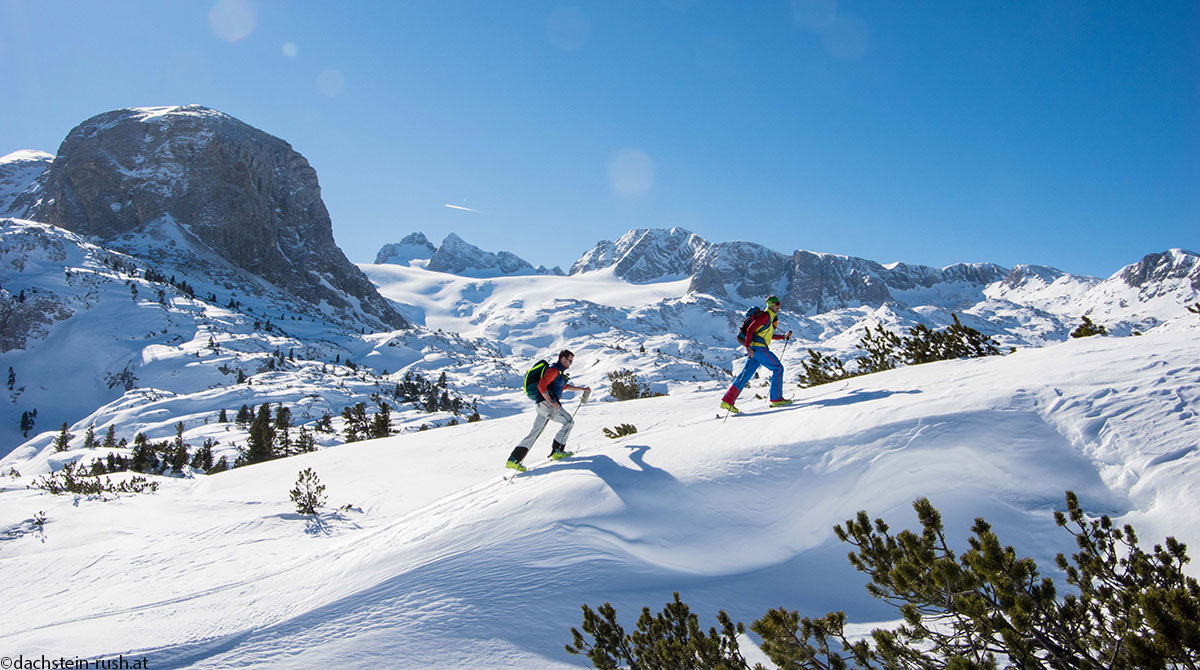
[516,402,574,451]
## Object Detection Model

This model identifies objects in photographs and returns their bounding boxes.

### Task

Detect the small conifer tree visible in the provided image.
[101,425,117,449]
[289,468,326,515]
[82,424,99,449]
[241,405,276,465]
[52,423,73,452]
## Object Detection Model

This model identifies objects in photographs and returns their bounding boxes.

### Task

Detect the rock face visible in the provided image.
[1119,250,1200,295]
[572,227,1008,314]
[23,105,405,329]
[425,233,564,277]
[0,150,52,218]
[375,233,437,265]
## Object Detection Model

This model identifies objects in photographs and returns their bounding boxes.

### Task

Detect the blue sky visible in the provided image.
[2,0,1196,277]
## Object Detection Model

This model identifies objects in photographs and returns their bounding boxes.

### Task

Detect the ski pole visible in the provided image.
[571,389,592,419]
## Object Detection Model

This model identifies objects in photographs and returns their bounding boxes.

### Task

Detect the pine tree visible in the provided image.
[6,366,14,391]
[82,424,99,449]
[289,468,326,515]
[242,404,276,465]
[167,421,190,473]
[218,408,229,423]
[570,492,1200,670]
[855,324,902,374]
[341,403,370,443]
[294,426,317,453]
[191,438,215,472]
[235,404,252,429]
[130,433,158,473]
[52,423,73,452]
[274,405,293,454]
[566,593,751,669]
[798,349,850,387]
[369,402,391,439]
[101,425,117,449]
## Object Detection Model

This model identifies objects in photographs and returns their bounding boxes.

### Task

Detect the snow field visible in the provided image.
[0,323,1196,667]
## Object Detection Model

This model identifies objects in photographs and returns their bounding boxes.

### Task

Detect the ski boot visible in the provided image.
[505,459,527,472]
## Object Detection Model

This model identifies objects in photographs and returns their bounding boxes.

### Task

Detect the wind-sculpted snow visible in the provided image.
[0,325,1196,668]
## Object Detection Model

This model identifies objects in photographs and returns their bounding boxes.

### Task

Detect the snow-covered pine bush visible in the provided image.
[289,468,326,515]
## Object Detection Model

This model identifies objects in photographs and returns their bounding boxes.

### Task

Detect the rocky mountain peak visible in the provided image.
[1119,249,1200,293]
[425,233,563,277]
[375,233,438,265]
[21,105,405,329]
[570,227,710,281]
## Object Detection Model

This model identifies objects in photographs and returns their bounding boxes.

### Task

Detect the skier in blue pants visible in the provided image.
[721,295,792,413]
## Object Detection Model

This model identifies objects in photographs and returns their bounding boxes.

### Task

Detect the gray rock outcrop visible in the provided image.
[22,105,405,330]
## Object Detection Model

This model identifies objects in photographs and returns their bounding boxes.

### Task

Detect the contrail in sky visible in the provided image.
[444,204,481,213]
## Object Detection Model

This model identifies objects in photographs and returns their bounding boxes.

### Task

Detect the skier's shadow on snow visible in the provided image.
[520,444,681,501]
[801,388,922,408]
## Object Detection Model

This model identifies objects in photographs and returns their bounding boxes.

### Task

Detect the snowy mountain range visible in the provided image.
[1,105,1198,668]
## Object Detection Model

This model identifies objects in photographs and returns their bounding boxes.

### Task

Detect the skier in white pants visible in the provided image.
[506,350,591,472]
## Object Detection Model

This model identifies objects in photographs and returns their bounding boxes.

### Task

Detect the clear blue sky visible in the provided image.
[2,0,1197,278]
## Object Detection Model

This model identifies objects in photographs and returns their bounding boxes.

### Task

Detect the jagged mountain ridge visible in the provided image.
[567,227,1199,327]
[377,232,565,277]
[15,105,404,331]
[375,232,438,265]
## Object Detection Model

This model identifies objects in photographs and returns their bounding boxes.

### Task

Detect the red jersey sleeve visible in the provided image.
[537,367,559,395]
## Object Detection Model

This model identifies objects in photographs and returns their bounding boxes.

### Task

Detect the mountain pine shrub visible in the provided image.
[798,349,854,387]
[602,423,638,439]
[30,461,159,496]
[608,369,666,401]
[289,468,326,515]
[569,491,1200,669]
[1070,315,1109,338]
[566,592,751,670]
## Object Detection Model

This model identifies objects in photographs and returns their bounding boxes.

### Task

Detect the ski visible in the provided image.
[720,380,851,419]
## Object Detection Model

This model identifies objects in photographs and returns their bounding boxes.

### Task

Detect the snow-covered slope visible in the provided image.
[0,219,509,462]
[1,321,1197,668]
[0,150,51,217]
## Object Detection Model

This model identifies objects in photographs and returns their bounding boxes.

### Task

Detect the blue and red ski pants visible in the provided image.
[722,347,784,405]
